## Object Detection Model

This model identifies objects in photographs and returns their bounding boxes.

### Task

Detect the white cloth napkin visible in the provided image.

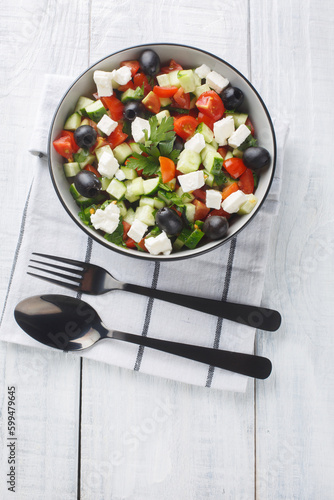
[0,75,289,392]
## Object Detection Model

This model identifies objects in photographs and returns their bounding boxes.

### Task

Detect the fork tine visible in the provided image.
[27,272,81,292]
[32,252,87,269]
[28,265,82,285]
[29,258,83,276]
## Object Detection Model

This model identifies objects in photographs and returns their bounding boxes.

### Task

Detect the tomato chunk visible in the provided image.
[174,115,198,140]
[101,95,124,121]
[238,168,254,194]
[120,60,140,77]
[173,87,190,109]
[107,124,128,148]
[53,131,79,159]
[193,199,210,220]
[206,207,231,220]
[245,117,255,136]
[197,111,215,131]
[84,164,101,177]
[192,187,207,202]
[159,156,176,183]
[153,85,178,98]
[117,81,135,92]
[196,91,225,121]
[224,158,247,179]
[133,73,152,95]
[142,91,161,114]
[222,183,239,200]
[160,59,183,73]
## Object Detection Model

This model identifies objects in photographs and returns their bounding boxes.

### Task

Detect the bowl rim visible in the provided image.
[48,42,277,261]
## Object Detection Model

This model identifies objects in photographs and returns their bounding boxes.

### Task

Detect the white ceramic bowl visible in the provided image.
[48,43,276,261]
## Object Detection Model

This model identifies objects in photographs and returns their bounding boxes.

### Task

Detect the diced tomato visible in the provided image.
[153,85,178,98]
[53,131,79,159]
[160,59,183,74]
[120,60,140,77]
[142,91,161,114]
[133,73,152,95]
[206,207,231,220]
[197,111,215,131]
[88,119,98,132]
[218,147,229,159]
[125,237,136,249]
[193,199,210,220]
[174,115,198,140]
[137,239,147,251]
[173,87,190,109]
[117,81,135,92]
[107,124,128,148]
[101,95,124,121]
[192,187,207,202]
[159,156,176,183]
[196,91,225,121]
[238,168,254,194]
[222,183,239,200]
[245,117,255,136]
[122,220,131,239]
[84,165,101,177]
[224,157,247,179]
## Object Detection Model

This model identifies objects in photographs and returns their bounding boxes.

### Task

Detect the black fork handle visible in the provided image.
[110,330,272,379]
[123,283,281,332]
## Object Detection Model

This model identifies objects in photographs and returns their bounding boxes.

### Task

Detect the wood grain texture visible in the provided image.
[250,0,334,498]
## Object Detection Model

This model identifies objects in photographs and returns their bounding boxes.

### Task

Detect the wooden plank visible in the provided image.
[0,0,90,498]
[250,1,334,498]
[81,1,255,498]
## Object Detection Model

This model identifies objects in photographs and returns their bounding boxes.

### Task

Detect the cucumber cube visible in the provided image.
[196,122,214,143]
[177,70,196,93]
[85,100,107,122]
[159,97,172,107]
[238,194,258,215]
[153,197,165,210]
[156,74,170,87]
[124,180,140,203]
[100,177,111,190]
[64,112,81,131]
[194,83,211,98]
[168,70,182,88]
[135,205,155,226]
[64,162,81,177]
[155,110,170,125]
[131,177,145,196]
[74,96,94,115]
[177,149,201,174]
[184,203,196,223]
[120,166,138,180]
[143,176,160,195]
[117,201,127,217]
[113,143,132,164]
[95,145,113,162]
[124,207,136,224]
[139,197,155,208]
[106,179,126,200]
[129,142,142,155]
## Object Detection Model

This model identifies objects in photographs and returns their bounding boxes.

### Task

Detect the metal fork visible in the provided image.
[27,252,281,331]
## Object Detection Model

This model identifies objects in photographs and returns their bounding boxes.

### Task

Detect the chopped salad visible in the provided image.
[53,50,271,256]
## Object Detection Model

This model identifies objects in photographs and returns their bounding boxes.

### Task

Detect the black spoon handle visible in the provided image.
[123,283,281,332]
[110,330,272,379]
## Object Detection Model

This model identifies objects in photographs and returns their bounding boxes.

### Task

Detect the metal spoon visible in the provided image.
[14,295,272,379]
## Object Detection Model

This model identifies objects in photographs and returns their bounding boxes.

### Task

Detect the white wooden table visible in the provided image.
[1,1,333,498]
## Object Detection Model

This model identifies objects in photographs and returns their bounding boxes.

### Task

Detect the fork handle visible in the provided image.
[110,330,272,379]
[123,283,281,332]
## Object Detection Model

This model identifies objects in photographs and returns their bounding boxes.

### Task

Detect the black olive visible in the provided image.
[243,146,270,170]
[174,136,184,152]
[74,125,97,149]
[123,101,143,121]
[74,170,101,198]
[155,207,183,236]
[203,216,229,240]
[220,86,244,110]
[139,49,161,76]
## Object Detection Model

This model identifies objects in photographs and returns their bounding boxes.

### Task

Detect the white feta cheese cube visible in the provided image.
[144,231,172,256]
[184,133,206,154]
[221,190,247,213]
[206,71,229,93]
[93,70,116,97]
[227,124,251,148]
[127,219,148,243]
[114,66,132,85]
[90,202,120,234]
[195,64,211,79]
[213,115,235,146]
[115,168,126,181]
[97,114,118,136]
[206,189,222,209]
[177,170,205,192]
[131,117,150,143]
[97,151,119,179]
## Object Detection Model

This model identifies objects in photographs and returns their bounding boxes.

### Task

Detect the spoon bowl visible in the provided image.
[14,294,272,379]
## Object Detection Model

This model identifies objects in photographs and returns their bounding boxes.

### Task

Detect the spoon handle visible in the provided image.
[123,283,281,332]
[110,330,272,379]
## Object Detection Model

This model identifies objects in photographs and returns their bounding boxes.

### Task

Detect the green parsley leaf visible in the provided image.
[104,218,125,246]
[238,135,257,151]
[149,116,175,145]
[125,153,160,176]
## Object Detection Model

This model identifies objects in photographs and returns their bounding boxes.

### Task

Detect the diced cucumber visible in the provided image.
[175,187,195,203]
[189,96,197,109]
[156,74,170,87]
[64,112,81,131]
[177,149,201,174]
[153,197,165,209]
[157,190,172,206]
[155,110,170,124]
[177,70,196,93]
[234,112,248,128]
[184,227,204,249]
[196,122,214,143]
[166,178,176,190]
[201,144,217,162]
[64,162,81,177]
[173,227,192,251]
[85,100,107,122]
[80,118,90,126]
[131,177,145,196]
[203,170,215,187]
[129,142,142,155]
[238,194,258,215]
[143,176,160,195]
[193,72,202,87]
[69,184,103,208]
[106,179,127,200]
[168,70,182,88]
[124,181,140,203]
[203,151,224,175]
[74,96,94,115]
[185,203,196,223]
[100,177,111,190]
[95,145,113,162]
[225,151,233,160]
[121,86,144,103]
[117,201,127,217]
[73,149,96,168]
[113,143,132,164]
[124,207,135,224]
[159,97,172,107]
[232,148,243,158]
[211,139,219,150]
[120,166,138,180]
[194,83,211,98]
[135,205,155,226]
[139,197,155,208]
